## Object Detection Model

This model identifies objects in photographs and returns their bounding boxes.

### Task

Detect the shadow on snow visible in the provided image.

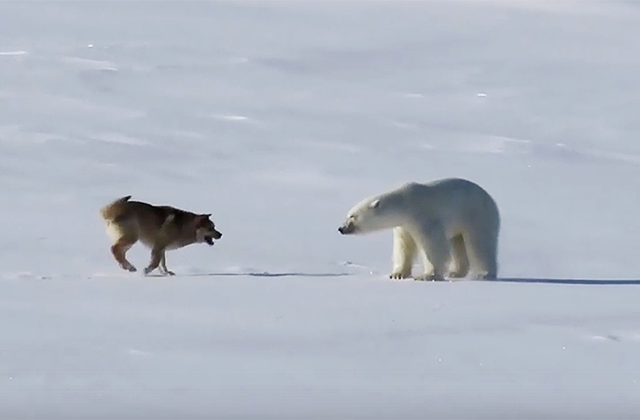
[180,273,640,285]
[182,272,352,278]
[491,278,640,285]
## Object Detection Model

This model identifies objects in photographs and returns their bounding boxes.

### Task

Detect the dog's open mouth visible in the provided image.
[204,236,215,246]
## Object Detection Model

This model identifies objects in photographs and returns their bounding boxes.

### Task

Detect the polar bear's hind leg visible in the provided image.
[466,228,498,280]
[448,234,470,278]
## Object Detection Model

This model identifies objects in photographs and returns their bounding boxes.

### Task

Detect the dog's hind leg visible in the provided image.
[111,237,137,272]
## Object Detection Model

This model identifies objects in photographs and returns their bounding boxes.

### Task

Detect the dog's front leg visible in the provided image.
[143,246,165,276]
[159,251,175,276]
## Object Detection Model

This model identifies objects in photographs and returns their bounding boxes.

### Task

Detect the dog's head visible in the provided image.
[194,214,222,245]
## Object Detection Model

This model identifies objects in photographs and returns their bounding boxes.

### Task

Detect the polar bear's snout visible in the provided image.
[338,221,356,235]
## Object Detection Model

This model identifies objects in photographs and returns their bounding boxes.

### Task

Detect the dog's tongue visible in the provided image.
[204,236,215,246]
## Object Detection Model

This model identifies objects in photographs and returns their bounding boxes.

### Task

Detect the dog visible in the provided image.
[100,195,222,276]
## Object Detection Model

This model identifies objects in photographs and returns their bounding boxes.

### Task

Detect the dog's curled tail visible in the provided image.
[100,195,132,221]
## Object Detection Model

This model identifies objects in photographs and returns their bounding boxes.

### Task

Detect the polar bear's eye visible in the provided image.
[369,200,380,209]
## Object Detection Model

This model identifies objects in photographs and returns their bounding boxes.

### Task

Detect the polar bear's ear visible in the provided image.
[369,199,380,209]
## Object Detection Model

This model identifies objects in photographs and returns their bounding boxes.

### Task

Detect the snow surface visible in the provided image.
[2,1,640,418]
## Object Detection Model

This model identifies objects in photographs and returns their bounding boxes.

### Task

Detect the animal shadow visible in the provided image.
[492,278,640,286]
[183,271,352,278]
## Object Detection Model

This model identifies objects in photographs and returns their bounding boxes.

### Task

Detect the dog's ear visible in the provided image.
[194,214,206,227]
[194,214,212,227]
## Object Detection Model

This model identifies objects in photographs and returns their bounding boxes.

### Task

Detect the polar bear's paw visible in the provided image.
[413,272,445,282]
[389,270,412,279]
[473,271,497,281]
[448,269,468,279]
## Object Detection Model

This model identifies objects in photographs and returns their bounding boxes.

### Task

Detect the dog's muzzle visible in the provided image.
[204,230,222,245]
[338,223,356,235]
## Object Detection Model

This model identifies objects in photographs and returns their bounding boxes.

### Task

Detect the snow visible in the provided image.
[1,0,640,418]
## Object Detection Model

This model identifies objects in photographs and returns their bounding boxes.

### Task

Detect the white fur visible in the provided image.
[104,221,125,243]
[339,178,501,280]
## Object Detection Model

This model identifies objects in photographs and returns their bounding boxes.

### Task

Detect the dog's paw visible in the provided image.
[121,264,137,272]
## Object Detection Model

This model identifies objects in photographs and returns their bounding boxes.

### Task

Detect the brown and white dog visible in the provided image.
[100,195,222,276]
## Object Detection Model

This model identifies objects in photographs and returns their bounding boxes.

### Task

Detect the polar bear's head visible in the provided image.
[338,193,404,235]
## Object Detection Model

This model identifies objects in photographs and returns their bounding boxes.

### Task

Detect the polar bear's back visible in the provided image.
[400,178,500,234]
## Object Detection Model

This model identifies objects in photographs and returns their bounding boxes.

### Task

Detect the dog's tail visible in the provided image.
[100,195,132,221]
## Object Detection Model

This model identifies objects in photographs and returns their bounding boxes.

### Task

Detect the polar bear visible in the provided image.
[338,178,500,281]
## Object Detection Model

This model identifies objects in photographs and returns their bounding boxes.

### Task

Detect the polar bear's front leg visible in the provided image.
[390,227,417,279]
[413,222,451,281]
